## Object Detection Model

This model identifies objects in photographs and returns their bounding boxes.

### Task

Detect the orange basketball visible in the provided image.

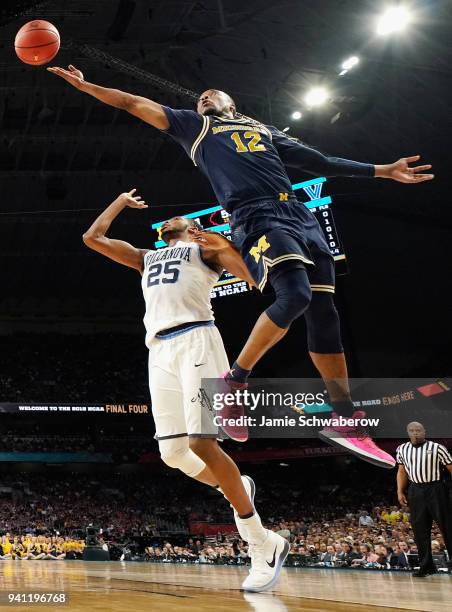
[15,20,60,66]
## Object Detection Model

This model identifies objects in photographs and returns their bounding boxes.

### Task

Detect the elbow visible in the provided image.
[82,232,95,246]
[121,93,137,112]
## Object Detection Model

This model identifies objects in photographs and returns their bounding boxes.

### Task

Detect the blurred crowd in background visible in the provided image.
[1,470,451,570]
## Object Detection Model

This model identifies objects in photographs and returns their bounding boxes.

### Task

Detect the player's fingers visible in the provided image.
[403,155,420,163]
[48,68,74,80]
[128,188,137,195]
[411,164,432,172]
[68,64,77,71]
[408,174,433,182]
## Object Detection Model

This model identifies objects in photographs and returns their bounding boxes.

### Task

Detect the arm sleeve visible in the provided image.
[396,446,404,464]
[268,126,375,178]
[161,106,203,149]
[438,444,452,465]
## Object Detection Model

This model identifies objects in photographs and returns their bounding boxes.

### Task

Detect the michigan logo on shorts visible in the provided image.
[249,235,271,263]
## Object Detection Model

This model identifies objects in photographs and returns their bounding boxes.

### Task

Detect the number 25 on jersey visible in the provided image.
[147,261,181,287]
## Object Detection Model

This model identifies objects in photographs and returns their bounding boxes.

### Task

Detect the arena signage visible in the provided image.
[0,403,150,415]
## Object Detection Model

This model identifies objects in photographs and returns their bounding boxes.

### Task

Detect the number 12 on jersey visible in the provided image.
[231,131,266,153]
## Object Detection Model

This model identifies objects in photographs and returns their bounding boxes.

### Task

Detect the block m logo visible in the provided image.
[249,235,271,263]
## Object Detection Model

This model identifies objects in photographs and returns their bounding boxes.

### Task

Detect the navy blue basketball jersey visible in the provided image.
[162,107,374,213]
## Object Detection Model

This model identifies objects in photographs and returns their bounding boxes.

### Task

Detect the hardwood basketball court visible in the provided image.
[1,561,451,611]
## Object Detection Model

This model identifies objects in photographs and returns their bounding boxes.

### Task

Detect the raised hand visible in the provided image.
[377,155,434,184]
[118,189,148,209]
[46,64,85,89]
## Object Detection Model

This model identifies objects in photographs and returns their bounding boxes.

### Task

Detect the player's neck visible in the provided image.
[167,232,190,247]
[217,111,235,120]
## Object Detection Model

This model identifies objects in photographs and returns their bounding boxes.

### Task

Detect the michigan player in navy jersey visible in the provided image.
[48,66,434,468]
[82,188,290,592]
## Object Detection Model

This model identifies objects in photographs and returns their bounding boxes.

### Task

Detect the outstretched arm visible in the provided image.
[189,230,256,288]
[47,65,169,130]
[83,189,149,272]
[271,128,434,184]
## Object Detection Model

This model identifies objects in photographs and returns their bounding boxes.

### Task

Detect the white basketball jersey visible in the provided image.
[141,240,220,346]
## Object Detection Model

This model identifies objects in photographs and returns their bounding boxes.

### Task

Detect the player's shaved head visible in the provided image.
[197,89,236,118]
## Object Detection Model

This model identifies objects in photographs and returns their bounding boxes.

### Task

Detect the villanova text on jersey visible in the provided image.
[146,245,192,265]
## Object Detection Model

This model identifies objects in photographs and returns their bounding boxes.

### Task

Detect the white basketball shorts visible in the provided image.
[148,323,229,440]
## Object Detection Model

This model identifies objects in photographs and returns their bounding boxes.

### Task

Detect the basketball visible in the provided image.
[14,20,60,66]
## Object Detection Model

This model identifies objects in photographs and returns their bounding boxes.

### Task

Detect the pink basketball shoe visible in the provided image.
[214,371,249,442]
[319,410,395,469]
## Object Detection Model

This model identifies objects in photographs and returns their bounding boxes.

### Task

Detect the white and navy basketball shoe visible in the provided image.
[242,530,290,593]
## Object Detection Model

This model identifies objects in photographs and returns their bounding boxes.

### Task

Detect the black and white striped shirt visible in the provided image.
[396,441,452,483]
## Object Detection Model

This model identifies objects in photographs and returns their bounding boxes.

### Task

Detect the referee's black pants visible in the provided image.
[407,481,452,572]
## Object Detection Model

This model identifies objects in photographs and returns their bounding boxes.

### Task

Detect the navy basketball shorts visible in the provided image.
[230,197,335,294]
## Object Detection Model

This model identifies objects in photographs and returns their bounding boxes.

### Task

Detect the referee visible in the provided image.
[396,421,452,577]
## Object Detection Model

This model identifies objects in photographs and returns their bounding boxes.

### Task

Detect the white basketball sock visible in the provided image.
[237,513,267,545]
[217,486,249,541]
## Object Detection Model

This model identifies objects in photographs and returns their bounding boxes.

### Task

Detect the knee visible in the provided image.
[266,266,312,328]
[305,292,343,353]
[291,282,312,310]
[159,438,206,477]
[160,443,187,470]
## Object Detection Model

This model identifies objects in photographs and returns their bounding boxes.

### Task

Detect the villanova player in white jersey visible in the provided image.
[82,188,290,592]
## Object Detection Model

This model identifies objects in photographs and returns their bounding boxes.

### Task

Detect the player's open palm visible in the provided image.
[387,155,434,184]
[46,64,85,88]
[119,189,148,209]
